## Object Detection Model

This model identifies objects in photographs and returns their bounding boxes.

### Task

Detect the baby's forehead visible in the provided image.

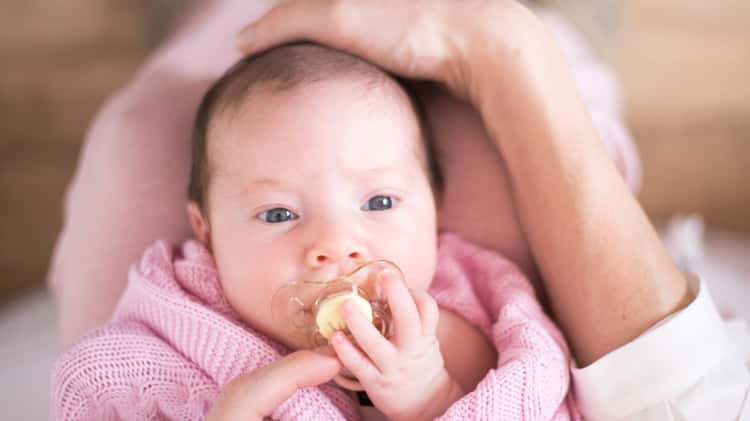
[232,74,413,118]
[209,78,425,160]
[212,76,421,142]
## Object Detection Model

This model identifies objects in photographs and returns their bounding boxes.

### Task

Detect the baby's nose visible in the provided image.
[305,237,366,270]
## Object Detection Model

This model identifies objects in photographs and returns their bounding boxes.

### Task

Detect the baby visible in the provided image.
[52,44,576,420]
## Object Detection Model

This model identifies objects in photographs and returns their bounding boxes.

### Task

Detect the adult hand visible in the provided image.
[206,348,341,421]
[235,0,550,104]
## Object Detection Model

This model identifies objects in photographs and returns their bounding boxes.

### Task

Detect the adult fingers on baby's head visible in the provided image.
[380,269,421,344]
[235,0,435,80]
[236,0,339,55]
[412,289,439,336]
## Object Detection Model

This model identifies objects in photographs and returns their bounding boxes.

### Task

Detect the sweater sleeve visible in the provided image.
[51,322,219,421]
[431,234,577,420]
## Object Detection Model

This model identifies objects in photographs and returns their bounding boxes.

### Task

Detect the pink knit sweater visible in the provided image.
[51,233,578,420]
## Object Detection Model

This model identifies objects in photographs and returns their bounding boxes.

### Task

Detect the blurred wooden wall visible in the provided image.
[0,1,177,300]
[1,0,748,301]
[615,0,750,232]
[554,0,750,232]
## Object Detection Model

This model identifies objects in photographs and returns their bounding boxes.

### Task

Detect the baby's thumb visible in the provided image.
[287,346,342,387]
[207,348,341,421]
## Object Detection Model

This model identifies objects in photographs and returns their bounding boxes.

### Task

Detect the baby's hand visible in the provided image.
[206,348,341,421]
[330,270,463,421]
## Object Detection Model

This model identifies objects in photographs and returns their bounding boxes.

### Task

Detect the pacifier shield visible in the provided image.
[270,260,401,349]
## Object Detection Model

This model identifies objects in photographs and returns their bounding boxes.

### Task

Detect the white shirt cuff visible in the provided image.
[571,273,730,420]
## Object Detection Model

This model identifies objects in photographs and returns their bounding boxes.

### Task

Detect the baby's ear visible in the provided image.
[187,201,211,246]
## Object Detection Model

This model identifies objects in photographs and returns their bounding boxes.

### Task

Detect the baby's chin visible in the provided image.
[280,333,314,351]
[240,319,308,351]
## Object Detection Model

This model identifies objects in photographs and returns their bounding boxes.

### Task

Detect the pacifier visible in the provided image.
[271,260,402,390]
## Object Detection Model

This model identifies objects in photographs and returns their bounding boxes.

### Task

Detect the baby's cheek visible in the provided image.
[401,255,437,293]
[227,283,292,343]
[408,274,434,293]
[220,270,272,322]
[404,238,438,291]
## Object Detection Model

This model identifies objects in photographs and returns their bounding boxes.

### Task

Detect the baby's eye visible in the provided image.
[257,208,299,223]
[361,195,395,211]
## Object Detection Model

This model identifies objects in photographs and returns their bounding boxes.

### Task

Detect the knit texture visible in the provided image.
[51,233,578,420]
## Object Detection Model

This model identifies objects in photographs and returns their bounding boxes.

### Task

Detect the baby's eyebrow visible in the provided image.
[235,177,292,198]
[354,165,405,177]
[358,166,392,174]
[248,178,284,187]
[240,166,407,194]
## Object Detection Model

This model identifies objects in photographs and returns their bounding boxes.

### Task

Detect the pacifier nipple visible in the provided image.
[315,287,373,340]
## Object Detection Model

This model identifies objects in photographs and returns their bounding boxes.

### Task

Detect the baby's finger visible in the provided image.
[207,349,340,420]
[330,332,379,384]
[342,298,395,370]
[381,270,421,344]
[412,289,440,336]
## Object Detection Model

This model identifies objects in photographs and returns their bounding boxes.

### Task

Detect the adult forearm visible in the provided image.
[51,71,201,348]
[468,11,691,365]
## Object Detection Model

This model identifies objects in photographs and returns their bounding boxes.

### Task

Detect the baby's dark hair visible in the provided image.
[189,42,443,210]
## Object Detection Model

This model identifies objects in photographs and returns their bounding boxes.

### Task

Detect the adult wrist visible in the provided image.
[450,2,585,140]
[454,3,548,105]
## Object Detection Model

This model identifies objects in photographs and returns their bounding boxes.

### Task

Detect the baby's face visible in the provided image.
[190,79,438,349]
